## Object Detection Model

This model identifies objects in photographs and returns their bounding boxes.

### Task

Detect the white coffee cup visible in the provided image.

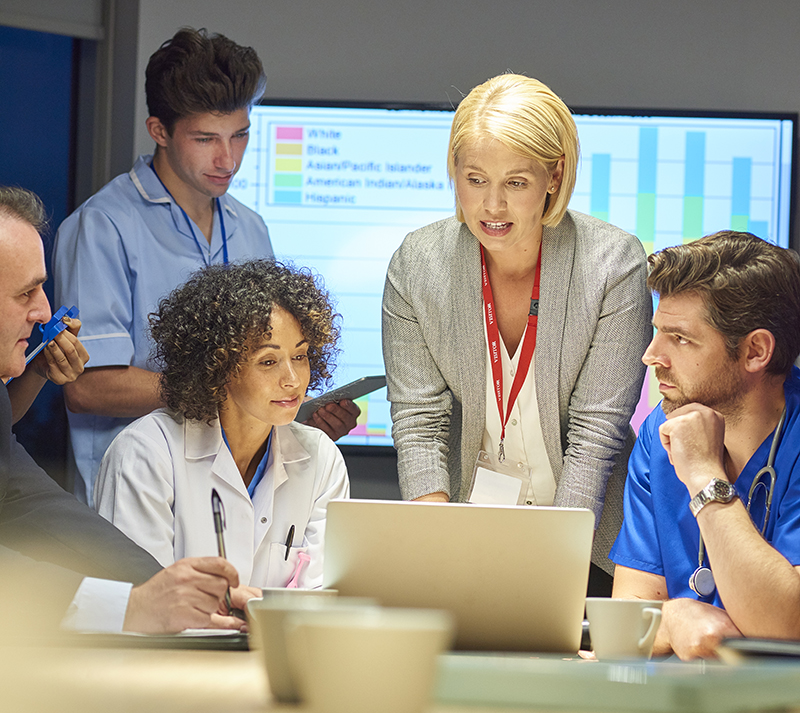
[246,591,372,703]
[285,607,454,713]
[585,597,663,660]
[246,588,338,652]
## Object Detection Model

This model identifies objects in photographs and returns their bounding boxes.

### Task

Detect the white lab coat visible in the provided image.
[94,409,349,588]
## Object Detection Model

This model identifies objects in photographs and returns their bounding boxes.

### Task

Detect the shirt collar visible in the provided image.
[130,154,170,205]
[182,415,311,466]
[129,154,241,221]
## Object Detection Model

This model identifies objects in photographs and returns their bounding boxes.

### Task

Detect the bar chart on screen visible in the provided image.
[230,104,795,444]
[567,114,794,426]
[568,114,793,259]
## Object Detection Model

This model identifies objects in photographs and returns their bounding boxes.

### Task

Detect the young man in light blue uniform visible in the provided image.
[54,29,358,503]
[610,231,800,660]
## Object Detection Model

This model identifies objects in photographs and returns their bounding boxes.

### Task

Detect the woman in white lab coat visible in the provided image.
[95,259,349,589]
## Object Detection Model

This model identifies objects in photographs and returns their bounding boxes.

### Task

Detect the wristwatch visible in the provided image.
[689,478,737,517]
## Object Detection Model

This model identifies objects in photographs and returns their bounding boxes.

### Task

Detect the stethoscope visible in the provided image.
[689,406,787,598]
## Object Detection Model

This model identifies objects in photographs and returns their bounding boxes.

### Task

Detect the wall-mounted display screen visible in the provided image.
[229,101,795,446]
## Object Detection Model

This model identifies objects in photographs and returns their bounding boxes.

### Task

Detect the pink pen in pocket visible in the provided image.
[286,552,311,589]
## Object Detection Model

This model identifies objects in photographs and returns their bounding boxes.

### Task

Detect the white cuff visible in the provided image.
[61,577,133,633]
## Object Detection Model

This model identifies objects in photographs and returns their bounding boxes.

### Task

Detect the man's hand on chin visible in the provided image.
[658,403,728,496]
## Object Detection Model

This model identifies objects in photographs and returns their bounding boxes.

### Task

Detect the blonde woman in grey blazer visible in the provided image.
[381,75,651,589]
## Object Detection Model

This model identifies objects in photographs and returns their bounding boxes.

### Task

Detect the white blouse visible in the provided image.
[481,318,556,506]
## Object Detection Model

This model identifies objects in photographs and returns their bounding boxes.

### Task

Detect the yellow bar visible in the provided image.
[275,158,302,172]
[276,142,302,155]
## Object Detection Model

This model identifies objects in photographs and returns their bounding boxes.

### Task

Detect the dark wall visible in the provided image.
[0,25,75,485]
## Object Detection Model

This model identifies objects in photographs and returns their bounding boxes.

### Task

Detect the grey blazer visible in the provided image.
[381,211,651,572]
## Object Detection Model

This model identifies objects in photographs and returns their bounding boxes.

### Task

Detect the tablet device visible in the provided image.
[295,375,386,422]
[717,637,800,662]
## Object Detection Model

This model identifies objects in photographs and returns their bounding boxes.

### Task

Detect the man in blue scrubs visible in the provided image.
[54,29,358,502]
[611,231,800,660]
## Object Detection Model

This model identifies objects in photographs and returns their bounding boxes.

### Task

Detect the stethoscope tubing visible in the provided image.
[691,405,787,597]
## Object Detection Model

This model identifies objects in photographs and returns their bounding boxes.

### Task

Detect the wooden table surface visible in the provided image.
[4,641,800,713]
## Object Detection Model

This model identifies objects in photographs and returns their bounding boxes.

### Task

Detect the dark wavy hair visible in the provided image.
[150,259,340,423]
[648,231,800,376]
[146,27,267,133]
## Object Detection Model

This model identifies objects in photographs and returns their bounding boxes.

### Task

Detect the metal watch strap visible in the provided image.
[689,478,736,517]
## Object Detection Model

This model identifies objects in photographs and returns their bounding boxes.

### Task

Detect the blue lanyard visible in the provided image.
[220,426,274,499]
[150,163,229,265]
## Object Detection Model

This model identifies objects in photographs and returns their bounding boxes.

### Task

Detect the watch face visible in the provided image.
[711,480,734,500]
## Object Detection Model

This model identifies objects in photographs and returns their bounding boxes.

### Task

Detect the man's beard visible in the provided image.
[655,363,746,421]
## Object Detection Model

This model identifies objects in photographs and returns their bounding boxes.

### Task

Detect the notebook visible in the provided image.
[323,499,594,652]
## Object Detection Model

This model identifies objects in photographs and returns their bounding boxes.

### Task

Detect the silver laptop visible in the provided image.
[323,499,594,653]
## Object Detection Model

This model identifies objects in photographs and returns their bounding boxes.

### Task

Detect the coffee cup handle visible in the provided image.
[637,607,662,655]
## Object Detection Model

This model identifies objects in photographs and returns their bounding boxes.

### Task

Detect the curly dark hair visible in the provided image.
[150,259,340,423]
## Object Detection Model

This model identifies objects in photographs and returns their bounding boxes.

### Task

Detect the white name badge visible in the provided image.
[468,450,533,506]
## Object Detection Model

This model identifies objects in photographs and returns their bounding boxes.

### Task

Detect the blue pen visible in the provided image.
[7,305,79,383]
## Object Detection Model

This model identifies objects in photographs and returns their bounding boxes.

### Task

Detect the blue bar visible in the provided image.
[273,190,303,204]
[749,220,768,240]
[684,132,705,197]
[638,128,657,194]
[590,154,611,215]
[732,157,752,216]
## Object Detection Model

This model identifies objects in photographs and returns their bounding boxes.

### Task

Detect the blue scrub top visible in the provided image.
[611,367,800,607]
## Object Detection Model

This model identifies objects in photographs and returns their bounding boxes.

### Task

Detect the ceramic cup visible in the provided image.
[285,607,455,713]
[246,588,338,652]
[585,597,663,660]
[246,591,372,703]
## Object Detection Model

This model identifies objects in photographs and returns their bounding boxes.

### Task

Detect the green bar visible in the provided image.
[590,210,609,222]
[636,193,655,251]
[274,173,303,188]
[275,158,302,172]
[731,214,749,231]
[683,196,704,241]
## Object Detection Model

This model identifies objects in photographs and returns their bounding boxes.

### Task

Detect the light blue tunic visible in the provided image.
[53,155,273,502]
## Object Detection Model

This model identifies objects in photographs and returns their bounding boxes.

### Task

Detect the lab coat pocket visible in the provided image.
[266,541,311,588]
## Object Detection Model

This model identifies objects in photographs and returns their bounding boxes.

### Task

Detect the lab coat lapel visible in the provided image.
[251,425,311,552]
[182,416,251,502]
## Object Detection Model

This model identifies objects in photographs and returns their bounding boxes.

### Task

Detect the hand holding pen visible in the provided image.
[211,488,246,620]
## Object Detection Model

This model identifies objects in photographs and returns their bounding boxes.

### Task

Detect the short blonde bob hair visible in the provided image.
[447,74,579,227]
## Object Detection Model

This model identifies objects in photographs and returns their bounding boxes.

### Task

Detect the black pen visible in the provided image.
[211,488,233,615]
[284,524,295,560]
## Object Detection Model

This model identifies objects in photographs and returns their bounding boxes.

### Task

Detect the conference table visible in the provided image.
[4,636,800,713]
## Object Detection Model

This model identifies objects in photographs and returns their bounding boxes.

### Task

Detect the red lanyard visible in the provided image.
[481,243,542,461]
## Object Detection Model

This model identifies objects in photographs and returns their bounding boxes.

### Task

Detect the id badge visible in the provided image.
[467,450,534,506]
